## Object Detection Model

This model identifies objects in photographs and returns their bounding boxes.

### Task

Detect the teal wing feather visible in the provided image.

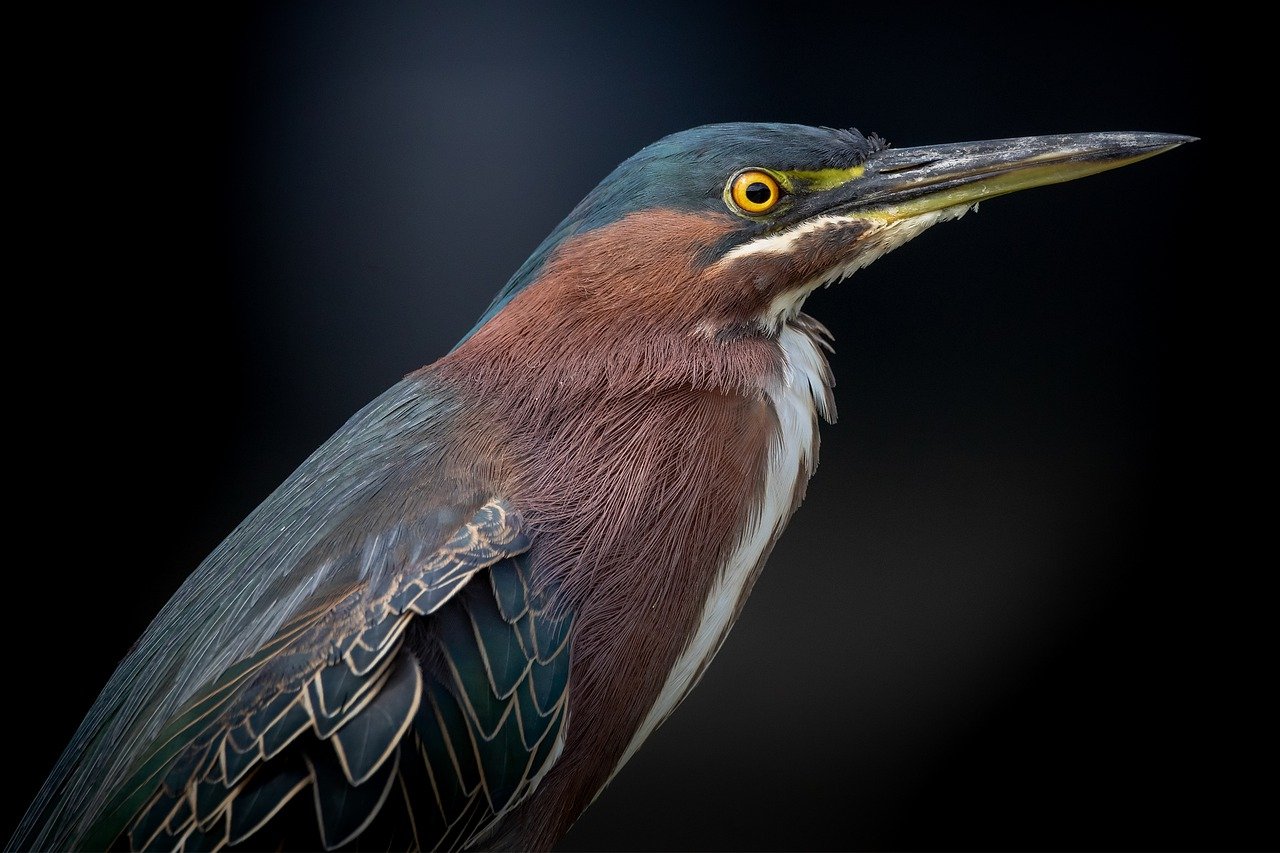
[96,499,533,851]
[6,378,573,853]
[406,557,573,851]
[112,510,573,851]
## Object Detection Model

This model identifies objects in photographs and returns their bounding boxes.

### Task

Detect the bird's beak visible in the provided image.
[841,132,1195,221]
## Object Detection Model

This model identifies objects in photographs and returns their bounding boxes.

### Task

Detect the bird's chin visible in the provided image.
[759,202,977,329]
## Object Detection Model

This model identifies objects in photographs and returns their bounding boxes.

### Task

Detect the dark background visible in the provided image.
[10,2,1258,851]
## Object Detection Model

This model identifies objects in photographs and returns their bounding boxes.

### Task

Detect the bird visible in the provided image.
[10,123,1191,852]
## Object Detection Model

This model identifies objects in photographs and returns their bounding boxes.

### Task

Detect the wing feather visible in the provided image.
[11,377,577,852]
[102,498,530,851]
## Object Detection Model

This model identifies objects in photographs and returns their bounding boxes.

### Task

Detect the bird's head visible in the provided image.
[449,123,1188,392]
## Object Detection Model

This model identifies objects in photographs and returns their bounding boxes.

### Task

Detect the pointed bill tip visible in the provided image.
[850,131,1196,221]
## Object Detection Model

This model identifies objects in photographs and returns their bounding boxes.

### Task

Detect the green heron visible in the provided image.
[11,123,1190,851]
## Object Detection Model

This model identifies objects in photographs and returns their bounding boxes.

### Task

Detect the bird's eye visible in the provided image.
[728,170,783,215]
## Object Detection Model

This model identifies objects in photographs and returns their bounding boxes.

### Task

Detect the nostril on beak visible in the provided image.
[876,156,943,174]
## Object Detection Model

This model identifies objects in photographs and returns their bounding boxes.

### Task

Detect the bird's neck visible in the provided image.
[428,254,836,845]
[439,208,808,407]
[437,316,833,847]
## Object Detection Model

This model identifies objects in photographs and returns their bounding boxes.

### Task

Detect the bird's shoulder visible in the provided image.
[15,376,572,852]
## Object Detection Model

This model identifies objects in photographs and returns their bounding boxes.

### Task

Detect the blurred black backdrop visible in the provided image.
[10,2,1259,851]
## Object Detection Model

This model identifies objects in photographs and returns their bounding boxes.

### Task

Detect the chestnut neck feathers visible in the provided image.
[429,204,835,844]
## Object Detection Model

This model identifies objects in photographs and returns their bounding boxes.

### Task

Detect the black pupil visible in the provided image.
[744,181,772,204]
